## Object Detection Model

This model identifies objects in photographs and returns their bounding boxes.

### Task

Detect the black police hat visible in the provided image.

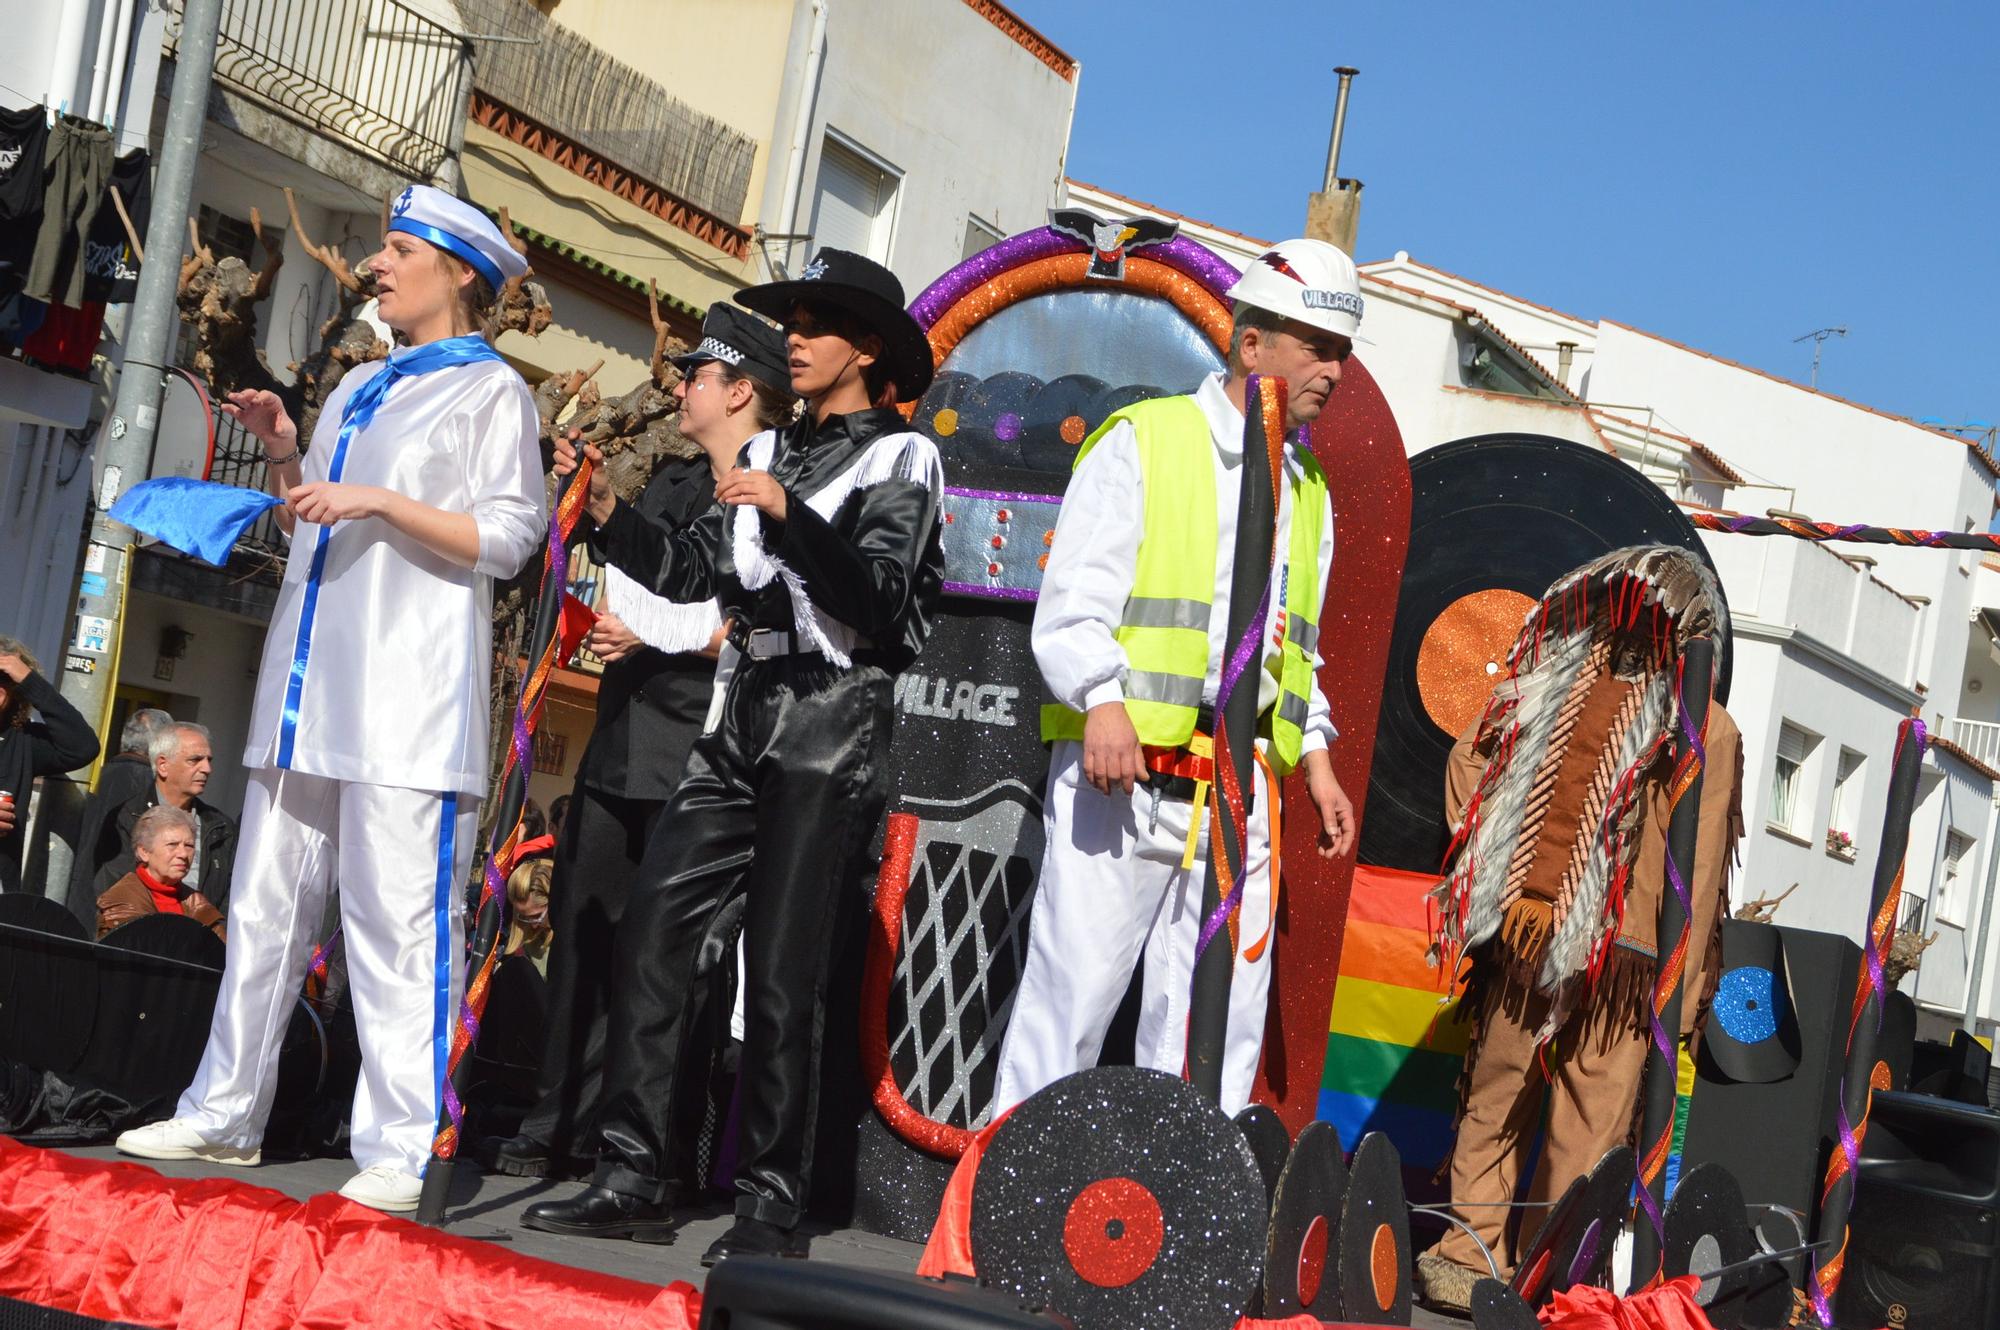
[670,302,793,393]
[734,249,935,402]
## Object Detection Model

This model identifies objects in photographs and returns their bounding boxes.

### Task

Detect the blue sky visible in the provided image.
[1004,2,1998,430]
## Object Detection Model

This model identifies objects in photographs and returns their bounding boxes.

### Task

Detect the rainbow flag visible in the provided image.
[1319,864,1468,1193]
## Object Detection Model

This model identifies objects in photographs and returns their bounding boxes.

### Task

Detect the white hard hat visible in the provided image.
[1224,238,1364,339]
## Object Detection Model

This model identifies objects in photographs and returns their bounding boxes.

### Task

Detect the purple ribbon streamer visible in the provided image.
[1191,375,1284,968]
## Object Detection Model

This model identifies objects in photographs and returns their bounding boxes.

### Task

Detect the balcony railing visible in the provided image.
[208,413,288,557]
[1951,717,2000,771]
[169,0,471,180]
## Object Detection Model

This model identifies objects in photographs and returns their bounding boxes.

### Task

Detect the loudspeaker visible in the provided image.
[1683,923,1859,1284]
[1906,1031,1995,1108]
[1836,1090,2000,1330]
[697,1258,1064,1329]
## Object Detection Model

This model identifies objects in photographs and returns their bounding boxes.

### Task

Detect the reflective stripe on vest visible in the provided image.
[1040,394,1329,776]
[1123,596,1210,631]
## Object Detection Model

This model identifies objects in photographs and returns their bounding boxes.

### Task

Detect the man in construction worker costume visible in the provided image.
[989,238,1360,1117]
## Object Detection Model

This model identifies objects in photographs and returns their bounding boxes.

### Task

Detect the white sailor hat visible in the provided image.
[387,185,530,292]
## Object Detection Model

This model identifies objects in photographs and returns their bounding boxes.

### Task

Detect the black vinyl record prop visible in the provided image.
[970,1067,1266,1330]
[1360,434,1729,872]
[1261,1120,1348,1317]
[1018,372,1109,473]
[1332,1131,1411,1324]
[1470,1278,1543,1330]
[1663,1162,1791,1330]
[1700,924,1802,1084]
[1234,1103,1292,1214]
[1511,1144,1634,1306]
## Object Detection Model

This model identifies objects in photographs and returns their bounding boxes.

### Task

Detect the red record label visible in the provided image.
[1063,1177,1164,1288]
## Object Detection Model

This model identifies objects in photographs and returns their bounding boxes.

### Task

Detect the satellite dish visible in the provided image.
[152,369,217,483]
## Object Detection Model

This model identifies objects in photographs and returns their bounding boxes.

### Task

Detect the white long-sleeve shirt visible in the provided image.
[1032,372,1336,755]
[242,354,546,795]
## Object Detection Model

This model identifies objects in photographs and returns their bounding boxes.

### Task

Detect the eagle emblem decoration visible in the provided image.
[1047,208,1181,281]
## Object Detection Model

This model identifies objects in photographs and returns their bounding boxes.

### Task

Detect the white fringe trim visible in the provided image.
[602,564,724,656]
[728,428,942,669]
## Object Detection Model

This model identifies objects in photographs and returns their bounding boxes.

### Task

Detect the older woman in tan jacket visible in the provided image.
[97,803,226,942]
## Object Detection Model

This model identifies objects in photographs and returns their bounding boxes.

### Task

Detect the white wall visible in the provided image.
[1,1,84,116]
[786,0,1076,296]
[1590,322,1987,714]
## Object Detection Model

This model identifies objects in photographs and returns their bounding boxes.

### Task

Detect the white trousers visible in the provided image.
[176,767,476,1176]
[991,739,1274,1116]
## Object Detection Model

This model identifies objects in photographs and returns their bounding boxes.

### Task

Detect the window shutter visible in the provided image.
[812,140,886,261]
[1777,724,1810,765]
[1946,831,1972,878]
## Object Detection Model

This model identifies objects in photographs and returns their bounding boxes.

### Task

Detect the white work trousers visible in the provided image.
[992,739,1274,1116]
[176,767,477,1176]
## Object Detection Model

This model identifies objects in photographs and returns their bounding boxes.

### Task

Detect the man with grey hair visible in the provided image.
[989,238,1362,1118]
[95,721,238,912]
[66,706,173,925]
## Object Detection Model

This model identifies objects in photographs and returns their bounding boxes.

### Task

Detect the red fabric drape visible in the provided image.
[1539,1275,1718,1330]
[0,1139,700,1330]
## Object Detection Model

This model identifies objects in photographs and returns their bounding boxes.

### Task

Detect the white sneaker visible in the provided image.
[115,1118,262,1166]
[338,1164,423,1213]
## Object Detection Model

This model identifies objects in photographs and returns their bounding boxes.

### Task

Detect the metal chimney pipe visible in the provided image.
[1322,66,1359,192]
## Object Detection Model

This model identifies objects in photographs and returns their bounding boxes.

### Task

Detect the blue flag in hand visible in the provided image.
[109,477,284,567]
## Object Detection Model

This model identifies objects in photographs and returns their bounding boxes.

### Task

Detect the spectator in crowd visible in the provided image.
[546,795,570,849]
[505,857,554,975]
[94,723,238,913]
[96,804,226,941]
[67,707,174,924]
[0,637,99,893]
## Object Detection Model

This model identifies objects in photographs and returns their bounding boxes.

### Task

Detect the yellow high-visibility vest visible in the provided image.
[1040,394,1327,775]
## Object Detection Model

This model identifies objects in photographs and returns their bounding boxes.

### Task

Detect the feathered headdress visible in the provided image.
[1430,545,1727,1039]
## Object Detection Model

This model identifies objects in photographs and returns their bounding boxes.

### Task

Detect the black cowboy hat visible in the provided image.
[670,302,792,393]
[735,248,935,402]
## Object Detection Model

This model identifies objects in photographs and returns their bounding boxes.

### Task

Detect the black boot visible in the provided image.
[474,1133,555,1178]
[521,1185,678,1242]
[701,1216,806,1267]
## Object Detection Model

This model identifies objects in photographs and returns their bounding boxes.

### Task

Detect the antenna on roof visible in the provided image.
[1792,326,1847,390]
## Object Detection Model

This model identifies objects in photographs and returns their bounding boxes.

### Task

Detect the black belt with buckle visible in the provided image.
[1138,705,1219,803]
[731,625,815,659]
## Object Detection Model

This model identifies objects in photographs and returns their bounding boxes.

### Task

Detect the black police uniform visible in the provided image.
[494,454,721,1169]
[581,405,942,1228]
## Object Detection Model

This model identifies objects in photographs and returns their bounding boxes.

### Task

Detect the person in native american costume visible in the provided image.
[1413,545,1745,1315]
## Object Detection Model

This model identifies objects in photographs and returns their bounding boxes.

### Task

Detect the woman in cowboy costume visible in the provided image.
[527,250,944,1265]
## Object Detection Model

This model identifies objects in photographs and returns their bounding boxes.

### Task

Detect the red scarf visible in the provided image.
[135,864,185,916]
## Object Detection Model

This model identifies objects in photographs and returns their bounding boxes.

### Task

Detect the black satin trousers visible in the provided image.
[516,786,664,1156]
[591,653,891,1226]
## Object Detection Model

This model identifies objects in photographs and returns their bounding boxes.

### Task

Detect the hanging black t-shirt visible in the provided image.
[0,105,48,281]
[82,148,148,304]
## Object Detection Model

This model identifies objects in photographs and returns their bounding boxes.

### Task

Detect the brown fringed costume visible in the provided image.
[1423,546,1745,1285]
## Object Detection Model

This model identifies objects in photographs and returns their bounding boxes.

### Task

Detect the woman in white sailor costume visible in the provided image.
[525,250,944,1264]
[117,187,545,1214]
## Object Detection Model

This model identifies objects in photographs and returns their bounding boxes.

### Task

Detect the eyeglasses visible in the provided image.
[681,365,727,390]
